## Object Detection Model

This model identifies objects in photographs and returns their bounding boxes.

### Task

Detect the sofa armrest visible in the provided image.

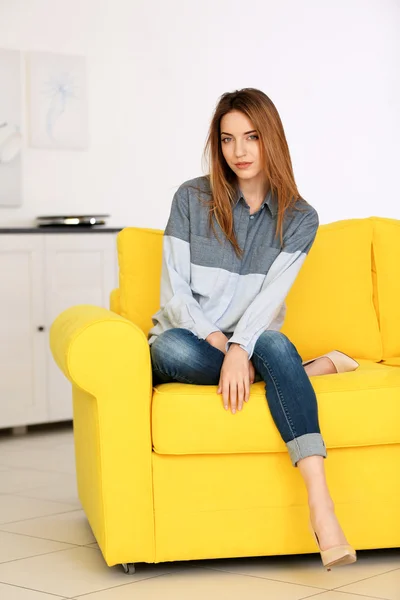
[50,305,155,565]
[50,304,151,386]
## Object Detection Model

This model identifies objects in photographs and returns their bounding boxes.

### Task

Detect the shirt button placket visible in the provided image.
[237,202,248,249]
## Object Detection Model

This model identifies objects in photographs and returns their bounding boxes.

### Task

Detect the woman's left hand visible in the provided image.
[217,344,251,414]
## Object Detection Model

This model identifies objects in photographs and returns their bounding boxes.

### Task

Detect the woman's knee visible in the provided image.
[150,328,197,370]
[150,327,223,385]
[254,330,297,357]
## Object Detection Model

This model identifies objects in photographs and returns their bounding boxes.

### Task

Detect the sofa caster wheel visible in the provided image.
[121,563,136,574]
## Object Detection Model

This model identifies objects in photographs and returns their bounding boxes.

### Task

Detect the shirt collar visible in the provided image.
[233,182,278,217]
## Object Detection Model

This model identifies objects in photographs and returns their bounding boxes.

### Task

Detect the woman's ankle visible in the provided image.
[309,505,348,549]
[308,495,335,513]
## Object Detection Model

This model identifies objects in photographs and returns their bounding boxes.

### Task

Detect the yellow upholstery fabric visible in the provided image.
[117,220,383,362]
[49,218,400,568]
[371,217,400,360]
[50,305,155,566]
[152,361,400,455]
[383,357,400,367]
[109,288,121,315]
[118,227,163,335]
[152,445,400,562]
[281,219,382,362]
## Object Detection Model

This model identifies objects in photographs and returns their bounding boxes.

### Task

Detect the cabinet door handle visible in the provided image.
[37,326,46,332]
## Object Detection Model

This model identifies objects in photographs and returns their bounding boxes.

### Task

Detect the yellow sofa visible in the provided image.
[50,216,400,570]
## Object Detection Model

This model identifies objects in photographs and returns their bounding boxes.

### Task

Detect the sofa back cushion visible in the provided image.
[118,220,382,361]
[281,218,382,361]
[371,217,400,360]
[118,227,163,335]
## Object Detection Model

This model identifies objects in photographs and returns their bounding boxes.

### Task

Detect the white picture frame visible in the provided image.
[27,51,89,150]
[0,48,23,207]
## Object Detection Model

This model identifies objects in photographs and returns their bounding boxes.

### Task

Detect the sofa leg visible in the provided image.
[121,563,136,574]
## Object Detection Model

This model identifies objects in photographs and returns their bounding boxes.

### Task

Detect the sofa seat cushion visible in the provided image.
[152,361,400,455]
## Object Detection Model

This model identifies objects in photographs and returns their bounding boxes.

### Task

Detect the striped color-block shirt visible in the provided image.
[148,175,319,359]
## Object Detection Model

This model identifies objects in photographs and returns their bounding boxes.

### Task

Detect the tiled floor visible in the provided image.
[0,424,399,599]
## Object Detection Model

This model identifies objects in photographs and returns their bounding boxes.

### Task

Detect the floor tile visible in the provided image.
[0,510,96,545]
[15,479,81,509]
[0,428,75,474]
[338,567,400,599]
[0,583,66,599]
[303,593,384,599]
[0,547,177,598]
[0,448,76,474]
[0,468,75,495]
[0,494,77,525]
[0,531,73,563]
[198,549,400,590]
[0,427,73,451]
[70,567,326,599]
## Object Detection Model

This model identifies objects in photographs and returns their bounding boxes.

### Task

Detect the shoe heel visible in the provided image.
[308,521,357,570]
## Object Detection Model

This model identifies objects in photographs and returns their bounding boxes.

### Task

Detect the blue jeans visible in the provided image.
[150,328,327,467]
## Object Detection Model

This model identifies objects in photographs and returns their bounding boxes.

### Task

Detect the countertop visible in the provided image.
[0,227,124,234]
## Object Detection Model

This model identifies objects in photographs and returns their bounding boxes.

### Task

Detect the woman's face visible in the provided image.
[220,110,263,182]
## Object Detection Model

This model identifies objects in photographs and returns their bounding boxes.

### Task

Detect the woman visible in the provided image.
[148,88,358,570]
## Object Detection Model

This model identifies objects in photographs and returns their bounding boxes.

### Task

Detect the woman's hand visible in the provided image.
[206,331,229,354]
[217,344,251,414]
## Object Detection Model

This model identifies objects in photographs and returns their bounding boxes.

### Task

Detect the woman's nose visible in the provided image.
[235,142,246,158]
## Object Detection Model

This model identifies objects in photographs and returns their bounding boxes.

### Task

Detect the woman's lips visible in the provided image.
[235,162,252,169]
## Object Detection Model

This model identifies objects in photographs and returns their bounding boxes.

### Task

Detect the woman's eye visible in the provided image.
[221,135,258,143]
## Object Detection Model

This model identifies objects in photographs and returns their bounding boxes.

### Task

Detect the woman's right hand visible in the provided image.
[217,344,249,413]
[207,333,256,408]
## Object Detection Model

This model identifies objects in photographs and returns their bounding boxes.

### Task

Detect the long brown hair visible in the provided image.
[194,88,307,257]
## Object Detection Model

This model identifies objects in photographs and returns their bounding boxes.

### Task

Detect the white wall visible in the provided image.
[0,0,399,229]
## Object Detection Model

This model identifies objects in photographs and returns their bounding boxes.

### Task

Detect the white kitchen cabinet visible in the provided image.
[0,230,120,430]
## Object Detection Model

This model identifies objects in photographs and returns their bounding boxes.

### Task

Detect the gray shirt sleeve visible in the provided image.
[226,208,319,359]
[158,185,221,340]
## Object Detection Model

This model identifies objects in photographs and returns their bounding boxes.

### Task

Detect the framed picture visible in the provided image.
[27,51,89,150]
[0,48,23,207]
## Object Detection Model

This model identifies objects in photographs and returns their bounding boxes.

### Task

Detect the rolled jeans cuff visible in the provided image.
[286,433,327,467]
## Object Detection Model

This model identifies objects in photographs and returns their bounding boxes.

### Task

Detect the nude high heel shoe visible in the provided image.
[302,350,359,373]
[309,521,357,570]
